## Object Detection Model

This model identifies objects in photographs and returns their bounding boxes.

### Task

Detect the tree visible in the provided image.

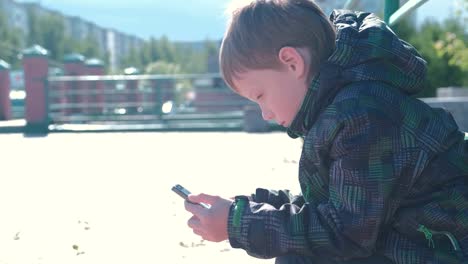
[139,42,152,66]
[394,16,467,97]
[26,6,41,46]
[434,32,468,85]
[149,37,161,62]
[144,60,193,107]
[454,0,467,25]
[26,6,104,66]
[0,11,24,68]
[434,0,468,87]
[204,39,220,73]
[121,47,142,69]
[121,35,220,74]
[27,8,68,62]
[38,14,66,62]
[145,61,182,75]
[80,34,102,59]
[158,35,176,62]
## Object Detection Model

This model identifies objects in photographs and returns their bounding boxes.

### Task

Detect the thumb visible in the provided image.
[188,193,219,204]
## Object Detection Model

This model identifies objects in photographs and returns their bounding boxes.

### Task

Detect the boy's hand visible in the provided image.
[184,193,233,242]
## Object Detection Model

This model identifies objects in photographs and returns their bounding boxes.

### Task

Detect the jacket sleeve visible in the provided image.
[251,188,304,209]
[227,107,404,260]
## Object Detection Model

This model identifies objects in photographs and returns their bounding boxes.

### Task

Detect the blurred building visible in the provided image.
[0,0,28,44]
[0,0,144,71]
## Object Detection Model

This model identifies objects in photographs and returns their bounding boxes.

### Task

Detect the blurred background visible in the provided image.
[0,0,465,86]
[0,1,466,264]
[0,0,466,133]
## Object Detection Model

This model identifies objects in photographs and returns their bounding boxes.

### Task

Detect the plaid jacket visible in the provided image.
[227,10,468,263]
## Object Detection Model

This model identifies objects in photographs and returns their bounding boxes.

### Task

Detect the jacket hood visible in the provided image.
[287,10,427,138]
[328,10,427,94]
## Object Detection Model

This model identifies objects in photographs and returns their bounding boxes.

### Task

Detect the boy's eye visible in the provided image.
[256,94,263,100]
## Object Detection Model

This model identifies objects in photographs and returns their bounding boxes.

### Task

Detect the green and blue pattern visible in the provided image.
[227,10,468,264]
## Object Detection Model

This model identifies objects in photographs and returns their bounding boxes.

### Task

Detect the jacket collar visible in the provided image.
[287,62,345,139]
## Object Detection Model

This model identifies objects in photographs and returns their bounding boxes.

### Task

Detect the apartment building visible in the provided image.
[0,0,28,42]
[0,0,144,70]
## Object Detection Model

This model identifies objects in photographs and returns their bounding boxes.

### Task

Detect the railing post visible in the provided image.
[48,67,65,120]
[0,60,12,120]
[150,79,163,119]
[63,53,86,115]
[384,0,400,24]
[23,45,49,134]
[85,58,105,115]
[124,67,140,114]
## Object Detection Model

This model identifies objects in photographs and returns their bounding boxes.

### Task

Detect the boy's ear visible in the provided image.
[278,47,307,79]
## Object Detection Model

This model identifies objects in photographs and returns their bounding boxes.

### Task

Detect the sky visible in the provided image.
[17,0,459,42]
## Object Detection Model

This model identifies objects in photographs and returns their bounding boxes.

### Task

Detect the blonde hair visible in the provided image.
[220,0,336,90]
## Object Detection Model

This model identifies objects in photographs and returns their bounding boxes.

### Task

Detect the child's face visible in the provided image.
[233,67,308,127]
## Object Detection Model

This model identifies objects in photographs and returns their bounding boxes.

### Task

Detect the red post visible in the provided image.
[85,58,105,115]
[151,79,161,117]
[23,45,49,133]
[161,79,175,105]
[63,53,86,115]
[48,67,67,117]
[0,60,12,120]
[124,67,140,114]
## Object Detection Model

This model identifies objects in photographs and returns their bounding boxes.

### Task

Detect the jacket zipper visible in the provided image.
[304,184,311,201]
[418,225,466,262]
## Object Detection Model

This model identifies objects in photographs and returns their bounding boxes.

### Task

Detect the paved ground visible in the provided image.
[0,132,302,264]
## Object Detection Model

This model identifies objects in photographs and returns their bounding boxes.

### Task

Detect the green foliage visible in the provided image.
[121,36,219,74]
[454,0,467,25]
[123,48,142,69]
[26,7,104,66]
[434,33,468,76]
[143,60,193,106]
[394,17,468,97]
[1,7,218,74]
[31,13,67,62]
[72,35,102,59]
[0,11,24,68]
[145,61,182,75]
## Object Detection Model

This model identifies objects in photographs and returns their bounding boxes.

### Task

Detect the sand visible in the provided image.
[0,132,302,264]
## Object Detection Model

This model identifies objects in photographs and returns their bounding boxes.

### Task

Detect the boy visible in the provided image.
[184,0,468,263]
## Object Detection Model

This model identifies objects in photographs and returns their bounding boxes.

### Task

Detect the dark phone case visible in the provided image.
[172,184,191,200]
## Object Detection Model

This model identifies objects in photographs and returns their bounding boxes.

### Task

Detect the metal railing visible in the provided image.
[46,73,261,131]
[343,0,430,26]
[387,0,429,26]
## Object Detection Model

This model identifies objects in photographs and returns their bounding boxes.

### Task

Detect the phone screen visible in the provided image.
[172,184,191,200]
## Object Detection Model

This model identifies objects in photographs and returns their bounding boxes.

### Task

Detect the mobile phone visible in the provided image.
[172,184,191,200]
[171,184,210,208]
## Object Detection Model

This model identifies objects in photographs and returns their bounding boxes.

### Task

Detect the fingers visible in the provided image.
[192,228,205,238]
[184,200,205,216]
[188,193,220,204]
[187,216,206,239]
[187,215,200,229]
[184,194,231,243]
